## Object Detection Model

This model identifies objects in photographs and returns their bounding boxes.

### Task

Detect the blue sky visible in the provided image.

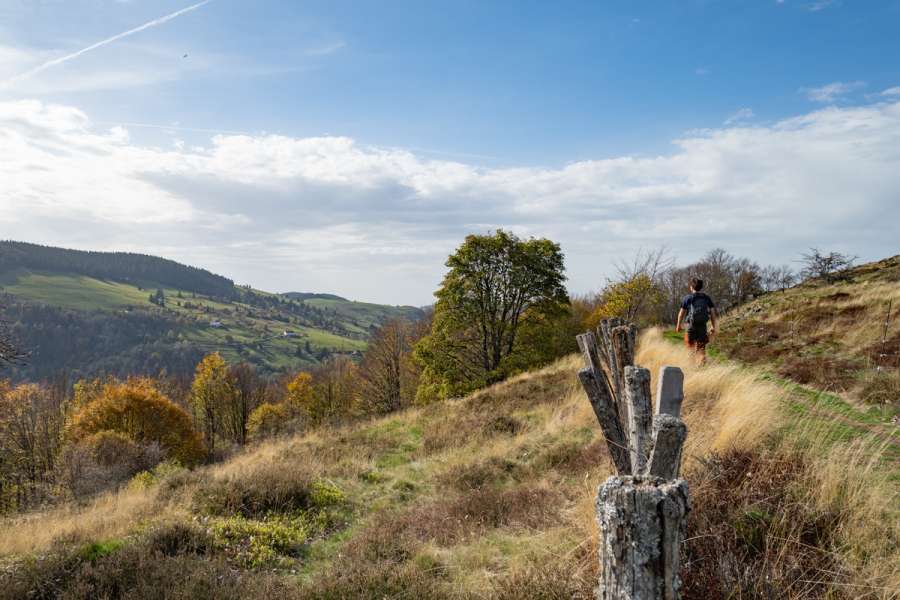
[1,1,899,304]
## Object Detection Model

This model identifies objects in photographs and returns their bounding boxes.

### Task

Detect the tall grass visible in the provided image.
[1,329,896,599]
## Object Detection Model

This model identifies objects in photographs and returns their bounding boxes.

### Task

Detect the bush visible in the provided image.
[193,465,344,519]
[209,515,308,568]
[857,369,900,406]
[68,379,205,465]
[143,521,211,557]
[58,431,163,499]
[681,449,840,599]
[0,540,294,600]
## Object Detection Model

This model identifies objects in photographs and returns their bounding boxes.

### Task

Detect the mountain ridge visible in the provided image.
[0,242,422,382]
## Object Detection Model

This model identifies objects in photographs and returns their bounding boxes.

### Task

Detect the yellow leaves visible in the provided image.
[587,273,664,329]
[247,402,292,440]
[286,372,315,410]
[190,352,231,411]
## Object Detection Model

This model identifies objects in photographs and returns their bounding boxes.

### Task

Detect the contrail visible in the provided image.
[2,0,212,88]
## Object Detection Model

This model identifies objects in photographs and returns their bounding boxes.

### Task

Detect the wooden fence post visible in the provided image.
[576,319,690,600]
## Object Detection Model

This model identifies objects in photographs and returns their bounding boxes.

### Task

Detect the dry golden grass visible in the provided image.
[2,327,896,600]
[792,426,900,597]
[0,485,180,555]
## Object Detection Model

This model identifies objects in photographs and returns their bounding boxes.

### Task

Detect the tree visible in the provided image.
[189,353,232,454]
[247,402,292,440]
[0,319,27,370]
[589,274,664,328]
[799,248,856,283]
[594,248,671,326]
[285,371,316,414]
[416,230,569,399]
[0,383,65,509]
[761,265,796,292]
[224,362,264,445]
[309,357,359,424]
[67,378,204,466]
[358,318,425,414]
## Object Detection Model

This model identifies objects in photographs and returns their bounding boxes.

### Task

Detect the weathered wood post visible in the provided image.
[576,319,690,600]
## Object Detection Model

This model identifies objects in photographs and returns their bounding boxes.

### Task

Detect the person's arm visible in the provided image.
[675,308,686,332]
[709,308,718,335]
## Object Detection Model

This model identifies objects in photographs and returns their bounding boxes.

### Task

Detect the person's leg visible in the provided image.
[684,333,701,363]
[695,338,708,365]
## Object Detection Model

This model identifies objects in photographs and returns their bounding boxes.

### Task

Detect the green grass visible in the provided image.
[662,328,899,465]
[1,270,150,311]
[303,297,423,329]
[0,268,376,375]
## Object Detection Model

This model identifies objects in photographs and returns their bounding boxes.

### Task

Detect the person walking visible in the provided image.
[675,277,718,364]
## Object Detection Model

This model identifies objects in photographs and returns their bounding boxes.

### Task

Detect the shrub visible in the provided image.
[143,521,211,557]
[209,515,308,568]
[68,379,205,465]
[681,449,840,599]
[0,540,294,600]
[857,369,900,406]
[193,464,344,519]
[58,431,163,499]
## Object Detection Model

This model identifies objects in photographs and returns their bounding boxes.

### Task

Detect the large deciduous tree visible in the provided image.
[416,230,568,400]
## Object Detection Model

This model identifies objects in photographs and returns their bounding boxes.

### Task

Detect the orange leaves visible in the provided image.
[68,378,205,466]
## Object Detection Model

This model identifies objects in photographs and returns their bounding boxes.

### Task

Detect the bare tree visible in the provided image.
[799,248,857,283]
[359,318,429,415]
[0,319,27,370]
[600,248,672,325]
[762,264,796,292]
[224,362,264,445]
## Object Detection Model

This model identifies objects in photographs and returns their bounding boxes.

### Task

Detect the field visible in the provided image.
[2,329,895,599]
[0,267,417,379]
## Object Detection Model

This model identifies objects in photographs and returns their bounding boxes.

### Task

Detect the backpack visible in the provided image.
[686,294,710,330]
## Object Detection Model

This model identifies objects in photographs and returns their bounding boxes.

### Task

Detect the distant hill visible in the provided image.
[0,242,423,383]
[714,254,900,410]
[285,293,426,331]
[284,292,349,302]
[0,241,236,299]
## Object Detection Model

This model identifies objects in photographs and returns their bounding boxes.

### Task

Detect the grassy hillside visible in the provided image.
[713,254,900,419]
[0,245,424,382]
[2,330,895,599]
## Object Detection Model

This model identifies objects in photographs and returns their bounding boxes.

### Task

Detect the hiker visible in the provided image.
[675,277,718,364]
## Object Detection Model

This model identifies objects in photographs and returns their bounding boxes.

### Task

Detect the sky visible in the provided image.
[1,0,898,306]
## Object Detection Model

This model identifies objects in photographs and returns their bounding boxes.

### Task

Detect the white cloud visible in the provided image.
[882,87,900,97]
[803,80,865,103]
[2,98,899,304]
[724,107,754,125]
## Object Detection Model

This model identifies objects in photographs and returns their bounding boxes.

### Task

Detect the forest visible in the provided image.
[0,241,237,299]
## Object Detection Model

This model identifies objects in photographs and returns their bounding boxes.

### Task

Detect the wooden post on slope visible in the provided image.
[576,319,690,600]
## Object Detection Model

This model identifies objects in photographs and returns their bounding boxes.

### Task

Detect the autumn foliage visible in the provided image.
[68,379,205,466]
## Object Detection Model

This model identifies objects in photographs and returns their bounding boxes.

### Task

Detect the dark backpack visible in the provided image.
[686,294,710,330]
